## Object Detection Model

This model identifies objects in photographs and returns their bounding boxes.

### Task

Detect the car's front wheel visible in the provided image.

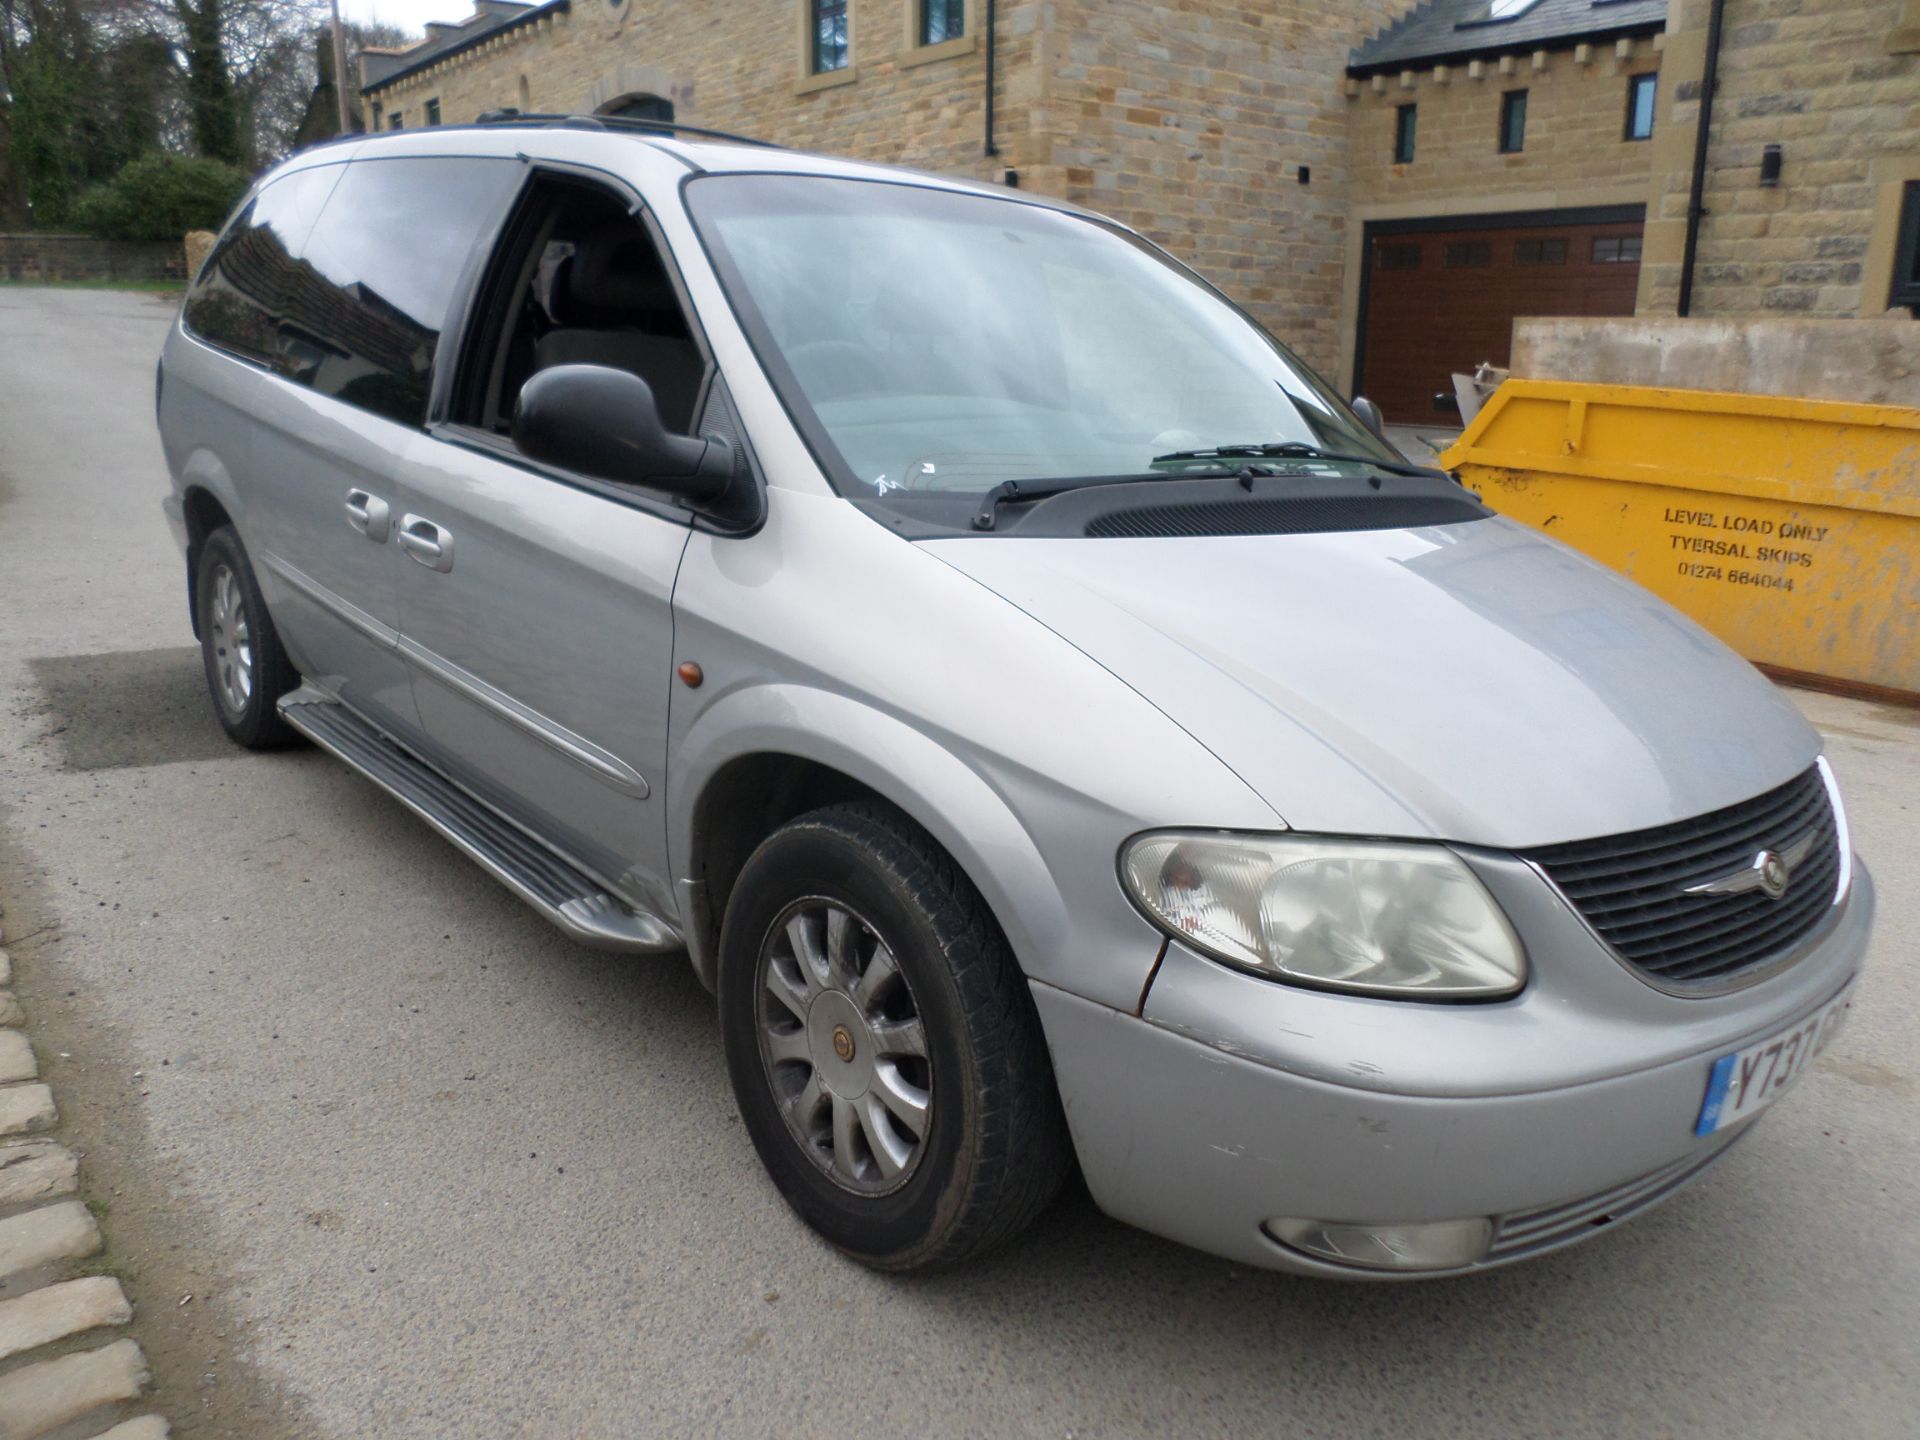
[195,524,299,749]
[718,802,1069,1270]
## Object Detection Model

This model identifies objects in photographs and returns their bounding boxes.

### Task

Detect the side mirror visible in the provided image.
[1350,395,1386,438]
[512,364,738,509]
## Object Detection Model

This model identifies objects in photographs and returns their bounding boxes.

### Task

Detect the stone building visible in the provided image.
[358,0,1920,420]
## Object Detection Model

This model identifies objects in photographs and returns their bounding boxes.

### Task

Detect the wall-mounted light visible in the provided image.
[1760,143,1783,187]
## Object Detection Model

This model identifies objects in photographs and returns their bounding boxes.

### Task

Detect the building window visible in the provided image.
[812,0,849,72]
[920,0,963,44]
[1625,73,1657,140]
[389,111,403,130]
[1892,182,1920,313]
[1393,103,1417,164]
[424,98,441,126]
[1514,237,1567,264]
[1443,241,1491,267]
[607,94,675,122]
[1592,234,1644,264]
[1499,90,1527,153]
[1377,242,1422,270]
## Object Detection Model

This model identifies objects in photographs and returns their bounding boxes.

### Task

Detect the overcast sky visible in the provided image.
[339,0,482,41]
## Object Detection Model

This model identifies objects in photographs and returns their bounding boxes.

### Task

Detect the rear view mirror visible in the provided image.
[512,364,743,513]
[1351,395,1386,438]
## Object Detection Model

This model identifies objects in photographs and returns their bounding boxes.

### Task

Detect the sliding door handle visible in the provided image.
[344,489,391,541]
[398,514,455,573]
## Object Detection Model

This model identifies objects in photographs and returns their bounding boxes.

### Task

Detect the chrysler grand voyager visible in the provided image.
[156,117,1873,1277]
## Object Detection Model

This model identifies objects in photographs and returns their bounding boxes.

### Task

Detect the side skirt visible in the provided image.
[278,686,682,954]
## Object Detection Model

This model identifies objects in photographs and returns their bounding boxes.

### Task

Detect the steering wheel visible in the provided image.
[786,340,891,402]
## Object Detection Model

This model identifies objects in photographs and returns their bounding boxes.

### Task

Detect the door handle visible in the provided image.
[398,514,455,573]
[344,489,391,542]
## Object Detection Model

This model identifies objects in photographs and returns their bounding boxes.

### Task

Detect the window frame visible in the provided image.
[432,162,735,528]
[179,162,350,374]
[902,0,974,65]
[1624,72,1657,141]
[805,0,851,77]
[424,97,441,126]
[1393,103,1417,165]
[1499,89,1528,154]
[1891,181,1920,313]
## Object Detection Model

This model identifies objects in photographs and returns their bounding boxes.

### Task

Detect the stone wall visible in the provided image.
[0,234,186,283]
[1031,0,1408,374]
[365,0,1040,192]
[1639,0,1920,316]
[1509,314,1920,405]
[1346,41,1663,212]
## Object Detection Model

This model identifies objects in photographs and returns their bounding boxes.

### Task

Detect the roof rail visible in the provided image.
[472,110,782,149]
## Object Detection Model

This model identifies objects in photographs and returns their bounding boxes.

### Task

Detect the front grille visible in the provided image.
[1487,1132,1743,1262]
[1525,767,1840,990]
[1083,493,1485,539]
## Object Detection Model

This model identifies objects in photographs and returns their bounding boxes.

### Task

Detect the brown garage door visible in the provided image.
[1357,213,1644,423]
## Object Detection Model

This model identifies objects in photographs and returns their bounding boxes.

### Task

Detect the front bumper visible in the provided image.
[1033,858,1874,1277]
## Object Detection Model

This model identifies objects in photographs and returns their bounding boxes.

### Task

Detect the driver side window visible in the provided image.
[455,177,707,442]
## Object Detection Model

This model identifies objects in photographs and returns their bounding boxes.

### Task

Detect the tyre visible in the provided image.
[195,525,300,749]
[718,802,1070,1271]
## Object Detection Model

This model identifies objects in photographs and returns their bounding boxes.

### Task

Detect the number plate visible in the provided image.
[1694,984,1855,1137]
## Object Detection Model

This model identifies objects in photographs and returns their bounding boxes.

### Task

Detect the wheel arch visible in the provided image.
[179,463,241,639]
[670,685,1071,995]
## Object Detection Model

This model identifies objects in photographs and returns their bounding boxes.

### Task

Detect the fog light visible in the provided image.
[1264,1216,1493,1272]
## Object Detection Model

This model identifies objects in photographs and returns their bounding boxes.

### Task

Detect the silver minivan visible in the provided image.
[157,118,1873,1277]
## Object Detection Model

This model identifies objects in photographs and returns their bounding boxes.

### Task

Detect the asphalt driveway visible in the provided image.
[0,286,1914,1438]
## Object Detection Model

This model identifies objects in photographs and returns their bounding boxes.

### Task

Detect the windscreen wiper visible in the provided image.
[1151,441,1432,477]
[970,467,1249,532]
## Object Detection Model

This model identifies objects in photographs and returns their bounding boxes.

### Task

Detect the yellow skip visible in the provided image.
[1439,380,1920,700]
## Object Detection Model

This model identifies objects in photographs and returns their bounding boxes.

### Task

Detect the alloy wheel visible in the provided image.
[756,899,932,1195]
[207,563,254,717]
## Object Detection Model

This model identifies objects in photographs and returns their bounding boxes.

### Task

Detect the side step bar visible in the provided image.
[280,690,681,954]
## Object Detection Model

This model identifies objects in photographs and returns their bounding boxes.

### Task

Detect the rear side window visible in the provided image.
[182,156,520,428]
[182,165,346,371]
[295,157,520,425]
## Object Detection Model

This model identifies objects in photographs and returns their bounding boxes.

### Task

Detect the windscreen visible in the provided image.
[686,174,1402,501]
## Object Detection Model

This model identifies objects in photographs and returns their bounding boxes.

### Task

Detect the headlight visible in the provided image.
[1120,832,1525,998]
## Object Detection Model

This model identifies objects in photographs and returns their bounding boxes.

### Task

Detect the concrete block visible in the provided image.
[0,1202,100,1284]
[0,1338,148,1439]
[0,949,11,985]
[0,1277,132,1362]
[0,1142,78,1208]
[0,1086,55,1138]
[0,1032,36,1084]
[0,996,20,1028]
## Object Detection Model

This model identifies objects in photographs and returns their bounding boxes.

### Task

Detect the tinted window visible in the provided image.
[812,0,848,71]
[182,165,346,370]
[290,157,521,426]
[1499,90,1527,154]
[1394,104,1416,164]
[1892,182,1920,313]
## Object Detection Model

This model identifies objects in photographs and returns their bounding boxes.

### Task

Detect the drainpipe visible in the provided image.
[1676,0,1729,317]
[983,0,999,158]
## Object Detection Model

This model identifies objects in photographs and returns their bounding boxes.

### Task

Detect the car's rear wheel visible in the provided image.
[718,801,1069,1270]
[196,525,300,749]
